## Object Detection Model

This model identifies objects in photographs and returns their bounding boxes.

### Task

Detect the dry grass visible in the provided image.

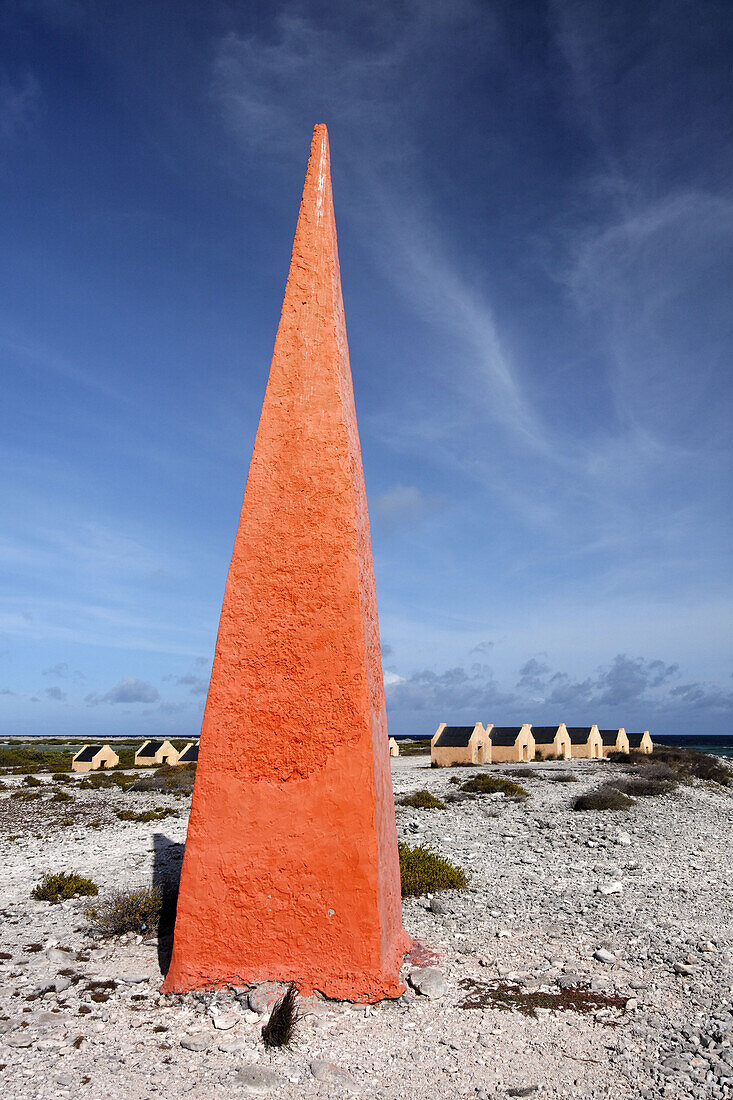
[262,984,299,1047]
[85,885,163,936]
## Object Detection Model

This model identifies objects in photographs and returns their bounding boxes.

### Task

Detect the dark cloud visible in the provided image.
[85,677,159,706]
[381,642,394,658]
[669,682,733,711]
[387,662,515,714]
[517,657,550,693]
[176,674,208,696]
[44,686,66,701]
[471,641,496,656]
[0,688,17,696]
[43,662,69,678]
[42,662,84,682]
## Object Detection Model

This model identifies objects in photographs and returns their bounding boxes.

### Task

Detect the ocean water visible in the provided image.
[654,735,733,760]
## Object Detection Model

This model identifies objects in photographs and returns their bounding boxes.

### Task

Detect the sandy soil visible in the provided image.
[0,754,731,1100]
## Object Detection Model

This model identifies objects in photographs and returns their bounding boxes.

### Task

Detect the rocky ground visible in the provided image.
[0,753,731,1100]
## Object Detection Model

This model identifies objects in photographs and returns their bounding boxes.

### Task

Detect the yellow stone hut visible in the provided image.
[388,737,400,757]
[600,728,630,756]
[487,724,535,763]
[531,724,572,760]
[134,739,179,767]
[175,742,199,764]
[627,730,654,754]
[71,743,119,773]
[431,723,490,767]
[566,725,603,759]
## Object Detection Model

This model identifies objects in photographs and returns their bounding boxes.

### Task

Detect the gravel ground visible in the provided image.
[0,754,731,1100]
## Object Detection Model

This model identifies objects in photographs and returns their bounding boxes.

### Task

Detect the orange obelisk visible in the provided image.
[162,125,409,1000]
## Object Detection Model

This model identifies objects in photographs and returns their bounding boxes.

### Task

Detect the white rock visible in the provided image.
[234,1065,284,1092]
[593,949,617,965]
[408,967,448,999]
[597,881,624,895]
[212,1012,238,1030]
[180,1033,210,1051]
[310,1060,360,1093]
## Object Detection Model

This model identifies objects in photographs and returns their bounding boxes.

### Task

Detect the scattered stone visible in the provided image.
[597,881,623,895]
[247,982,289,1015]
[234,1065,284,1092]
[121,973,148,984]
[47,948,72,966]
[507,1088,539,1098]
[310,1059,360,1093]
[54,976,72,993]
[6,1032,35,1047]
[212,1012,238,1030]
[429,897,449,915]
[616,830,632,846]
[180,1032,210,1052]
[218,1035,252,1054]
[594,949,617,965]
[408,966,448,999]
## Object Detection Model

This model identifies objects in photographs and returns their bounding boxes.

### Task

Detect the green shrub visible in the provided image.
[399,790,446,810]
[448,776,460,785]
[548,773,577,783]
[32,872,98,903]
[23,775,42,787]
[51,791,74,803]
[398,843,468,896]
[573,788,634,811]
[11,790,42,801]
[639,746,731,786]
[85,885,163,936]
[460,774,529,799]
[51,773,70,783]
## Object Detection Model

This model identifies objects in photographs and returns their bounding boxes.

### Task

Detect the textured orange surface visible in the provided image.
[162,125,409,1001]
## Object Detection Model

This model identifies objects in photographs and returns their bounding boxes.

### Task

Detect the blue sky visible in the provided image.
[1,0,731,738]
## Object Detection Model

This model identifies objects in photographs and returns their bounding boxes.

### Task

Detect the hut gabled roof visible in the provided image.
[489,726,523,746]
[137,739,164,757]
[434,725,477,748]
[566,726,595,744]
[531,726,562,744]
[74,744,102,762]
[599,729,621,745]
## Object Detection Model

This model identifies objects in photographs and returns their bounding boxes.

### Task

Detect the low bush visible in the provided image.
[23,775,42,787]
[548,773,578,783]
[135,767,195,793]
[573,787,634,811]
[116,808,176,823]
[11,790,42,801]
[611,778,675,798]
[399,790,446,810]
[460,774,529,799]
[51,791,75,803]
[51,772,70,783]
[644,746,731,786]
[32,872,98,903]
[398,843,468,896]
[85,885,163,936]
[448,776,460,785]
[506,768,537,780]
